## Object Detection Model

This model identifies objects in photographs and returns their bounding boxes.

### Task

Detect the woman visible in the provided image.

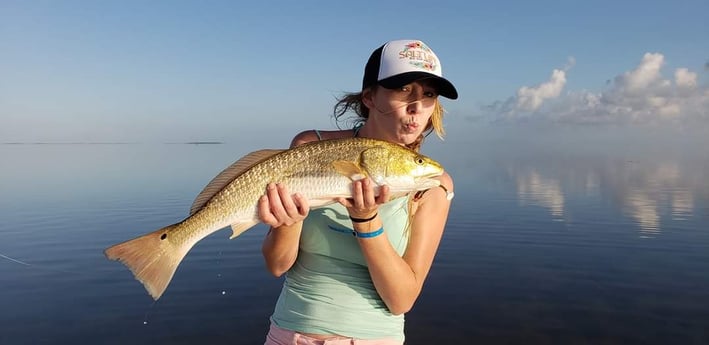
[259,39,458,345]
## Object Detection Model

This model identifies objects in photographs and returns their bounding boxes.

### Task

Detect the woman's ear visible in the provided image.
[361,88,374,109]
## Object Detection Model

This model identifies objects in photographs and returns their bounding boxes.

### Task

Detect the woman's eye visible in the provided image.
[400,86,411,92]
[424,91,436,98]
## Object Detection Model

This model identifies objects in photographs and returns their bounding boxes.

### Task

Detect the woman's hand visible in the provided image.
[337,178,390,219]
[258,183,309,228]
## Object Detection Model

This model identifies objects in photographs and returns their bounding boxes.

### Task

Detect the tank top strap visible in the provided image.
[353,123,364,137]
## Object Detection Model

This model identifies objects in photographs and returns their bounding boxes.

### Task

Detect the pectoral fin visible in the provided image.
[332,160,367,181]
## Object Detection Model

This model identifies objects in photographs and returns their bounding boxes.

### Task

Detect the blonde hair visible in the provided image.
[333,86,446,152]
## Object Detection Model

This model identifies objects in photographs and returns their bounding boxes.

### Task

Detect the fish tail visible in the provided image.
[104,223,189,300]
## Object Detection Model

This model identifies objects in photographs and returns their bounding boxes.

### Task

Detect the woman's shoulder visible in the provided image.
[437,170,454,192]
[290,130,320,148]
[290,129,354,148]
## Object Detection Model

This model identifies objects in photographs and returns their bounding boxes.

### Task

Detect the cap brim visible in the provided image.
[378,72,458,100]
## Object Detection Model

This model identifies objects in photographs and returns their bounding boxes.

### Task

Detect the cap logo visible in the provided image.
[398,41,438,72]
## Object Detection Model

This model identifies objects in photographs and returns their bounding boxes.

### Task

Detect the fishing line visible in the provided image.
[143,300,159,325]
[2,248,163,326]
[141,249,226,326]
[216,250,228,296]
[0,250,84,275]
[0,252,32,266]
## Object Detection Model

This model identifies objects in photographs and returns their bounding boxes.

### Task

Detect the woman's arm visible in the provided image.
[260,131,319,276]
[260,183,308,277]
[347,173,454,315]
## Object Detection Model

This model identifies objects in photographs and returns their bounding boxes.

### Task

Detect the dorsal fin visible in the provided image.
[189,149,285,215]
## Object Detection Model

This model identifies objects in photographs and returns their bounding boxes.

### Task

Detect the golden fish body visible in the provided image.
[105,137,444,300]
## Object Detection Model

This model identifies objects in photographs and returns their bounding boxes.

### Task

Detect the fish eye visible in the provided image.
[416,157,424,164]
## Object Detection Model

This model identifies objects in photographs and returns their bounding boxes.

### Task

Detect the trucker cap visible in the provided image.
[362,39,458,99]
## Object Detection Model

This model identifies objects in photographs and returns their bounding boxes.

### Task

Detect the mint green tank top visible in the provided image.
[270,196,410,342]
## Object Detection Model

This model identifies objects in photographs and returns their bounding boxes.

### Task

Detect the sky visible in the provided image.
[1,0,707,144]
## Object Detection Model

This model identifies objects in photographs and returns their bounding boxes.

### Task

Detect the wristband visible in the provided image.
[349,213,378,223]
[353,227,384,238]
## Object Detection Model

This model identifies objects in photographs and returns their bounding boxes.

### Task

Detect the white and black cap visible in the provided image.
[362,39,458,100]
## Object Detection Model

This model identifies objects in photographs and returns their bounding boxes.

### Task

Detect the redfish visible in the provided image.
[105,138,444,299]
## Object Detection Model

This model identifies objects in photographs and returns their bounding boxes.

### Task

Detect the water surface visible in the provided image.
[1,139,707,344]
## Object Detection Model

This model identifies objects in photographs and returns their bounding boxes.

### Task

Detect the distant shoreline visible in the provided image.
[2,142,224,145]
[174,141,224,145]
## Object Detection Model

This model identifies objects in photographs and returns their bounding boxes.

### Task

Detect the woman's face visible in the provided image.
[365,80,438,145]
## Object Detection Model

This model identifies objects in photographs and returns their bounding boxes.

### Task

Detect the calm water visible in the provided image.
[1,138,708,345]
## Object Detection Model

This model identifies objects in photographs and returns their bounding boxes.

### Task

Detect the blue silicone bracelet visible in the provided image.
[353,227,384,238]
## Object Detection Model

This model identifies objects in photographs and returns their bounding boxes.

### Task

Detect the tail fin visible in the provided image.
[104,223,190,300]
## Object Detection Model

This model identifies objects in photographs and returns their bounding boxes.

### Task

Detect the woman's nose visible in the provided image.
[406,99,423,114]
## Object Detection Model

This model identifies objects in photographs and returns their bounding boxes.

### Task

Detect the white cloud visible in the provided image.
[674,68,697,89]
[516,69,567,111]
[616,53,664,92]
[513,56,575,112]
[483,53,709,125]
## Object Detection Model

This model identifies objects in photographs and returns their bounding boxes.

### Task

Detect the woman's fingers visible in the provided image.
[259,183,309,228]
[276,183,299,218]
[361,178,377,207]
[266,183,286,220]
[351,179,364,208]
[266,179,387,225]
[340,178,387,218]
[350,179,375,208]
[376,184,390,204]
[292,192,310,217]
[258,194,278,226]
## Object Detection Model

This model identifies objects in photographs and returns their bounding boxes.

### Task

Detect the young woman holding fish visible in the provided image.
[260,39,458,345]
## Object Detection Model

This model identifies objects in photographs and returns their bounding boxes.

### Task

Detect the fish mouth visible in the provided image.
[416,173,443,181]
[414,170,444,184]
[418,169,444,179]
[413,177,442,190]
[420,161,445,179]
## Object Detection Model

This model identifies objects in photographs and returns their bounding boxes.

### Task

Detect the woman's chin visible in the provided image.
[396,133,421,146]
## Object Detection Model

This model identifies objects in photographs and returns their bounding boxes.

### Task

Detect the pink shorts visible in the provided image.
[264,323,403,345]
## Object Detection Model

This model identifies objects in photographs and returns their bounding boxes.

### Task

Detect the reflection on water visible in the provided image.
[626,189,660,237]
[672,190,694,220]
[503,155,704,238]
[516,171,565,219]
